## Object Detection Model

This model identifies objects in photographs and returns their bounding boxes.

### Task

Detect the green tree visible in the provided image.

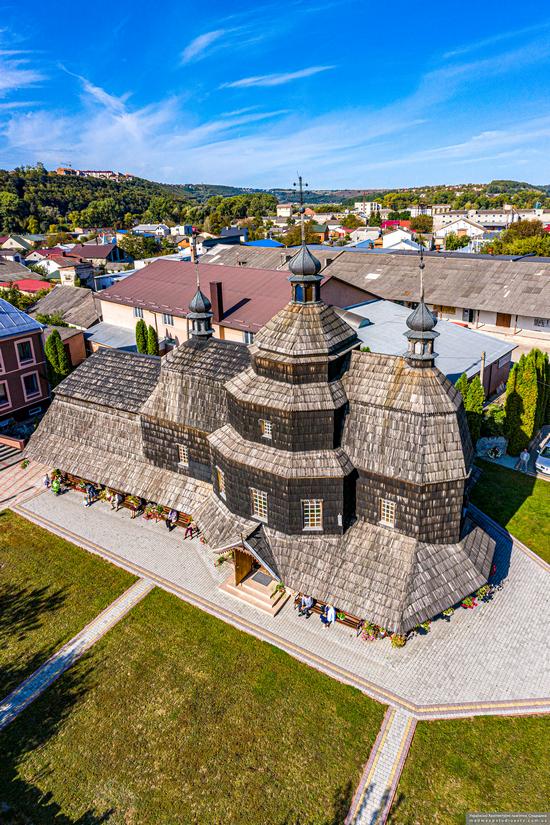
[147,324,159,356]
[26,215,40,234]
[455,372,469,403]
[410,214,433,233]
[0,191,21,233]
[445,233,470,250]
[341,214,363,230]
[464,375,485,445]
[368,211,381,227]
[119,235,160,260]
[505,362,524,455]
[45,329,63,386]
[135,319,148,354]
[55,330,71,379]
[278,221,317,247]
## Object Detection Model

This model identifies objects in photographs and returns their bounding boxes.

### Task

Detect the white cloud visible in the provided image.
[221,65,334,88]
[181,30,225,64]
[0,56,43,97]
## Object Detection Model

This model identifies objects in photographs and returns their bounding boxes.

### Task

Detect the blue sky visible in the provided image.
[1,0,550,188]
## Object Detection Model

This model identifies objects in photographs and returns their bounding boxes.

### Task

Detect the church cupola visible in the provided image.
[188,262,214,340]
[404,248,439,367]
[288,243,323,304]
[287,174,323,304]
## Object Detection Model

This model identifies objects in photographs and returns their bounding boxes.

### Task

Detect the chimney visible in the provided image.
[209,281,224,322]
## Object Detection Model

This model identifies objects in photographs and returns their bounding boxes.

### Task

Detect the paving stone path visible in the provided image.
[0,578,154,732]
[14,490,550,718]
[0,456,46,511]
[346,708,416,825]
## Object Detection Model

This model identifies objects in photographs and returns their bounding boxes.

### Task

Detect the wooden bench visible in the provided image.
[293,595,362,631]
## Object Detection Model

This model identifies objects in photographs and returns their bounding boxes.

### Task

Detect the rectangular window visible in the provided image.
[133,307,144,318]
[216,467,226,500]
[0,380,10,408]
[243,331,254,344]
[380,498,396,528]
[260,419,272,439]
[251,488,268,522]
[534,317,550,327]
[302,499,323,531]
[177,444,189,466]
[22,372,40,399]
[162,313,174,326]
[16,339,34,365]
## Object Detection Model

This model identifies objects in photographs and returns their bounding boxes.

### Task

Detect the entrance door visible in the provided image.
[233,548,255,586]
[496,312,511,328]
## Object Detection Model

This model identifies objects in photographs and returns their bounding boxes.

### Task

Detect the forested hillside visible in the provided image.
[0,165,277,234]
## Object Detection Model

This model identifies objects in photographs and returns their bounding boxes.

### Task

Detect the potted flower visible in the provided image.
[442,607,454,620]
[461,596,477,609]
[19,458,30,470]
[271,582,286,599]
[336,611,346,622]
[390,634,407,648]
[476,585,491,601]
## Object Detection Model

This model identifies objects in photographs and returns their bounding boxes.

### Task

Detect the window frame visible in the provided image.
[301,499,323,531]
[177,444,189,466]
[259,418,272,440]
[162,312,174,326]
[216,466,226,500]
[0,379,11,409]
[243,331,254,344]
[250,487,268,523]
[133,306,144,319]
[0,348,5,374]
[15,337,35,368]
[379,498,396,528]
[21,370,41,401]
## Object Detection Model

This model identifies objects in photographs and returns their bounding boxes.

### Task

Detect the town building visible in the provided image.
[353,201,381,216]
[43,326,87,368]
[276,203,294,219]
[30,286,101,330]
[70,242,133,270]
[132,224,170,237]
[27,243,495,633]
[0,299,50,422]
[97,258,373,350]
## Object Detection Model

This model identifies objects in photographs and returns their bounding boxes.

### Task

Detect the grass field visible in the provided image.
[471,460,550,563]
[0,510,136,698]
[389,715,550,824]
[0,587,385,824]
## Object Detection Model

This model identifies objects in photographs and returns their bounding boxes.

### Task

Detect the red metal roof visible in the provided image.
[71,243,116,259]
[99,258,333,333]
[11,279,52,293]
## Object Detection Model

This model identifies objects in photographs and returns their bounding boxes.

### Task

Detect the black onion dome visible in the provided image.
[189,287,211,314]
[288,244,322,282]
[406,300,436,332]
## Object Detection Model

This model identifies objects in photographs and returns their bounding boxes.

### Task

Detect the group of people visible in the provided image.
[298,594,337,628]
[43,472,62,496]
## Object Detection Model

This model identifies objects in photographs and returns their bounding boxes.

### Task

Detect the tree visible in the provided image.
[119,235,160,260]
[135,319,148,354]
[0,191,21,233]
[368,211,381,227]
[278,221,317,247]
[410,214,433,233]
[505,363,524,455]
[445,232,470,250]
[455,372,469,403]
[464,375,484,445]
[27,215,40,234]
[45,329,65,386]
[341,214,363,230]
[147,325,159,356]
[55,330,71,379]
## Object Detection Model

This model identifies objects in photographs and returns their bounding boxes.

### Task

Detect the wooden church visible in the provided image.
[27,240,495,633]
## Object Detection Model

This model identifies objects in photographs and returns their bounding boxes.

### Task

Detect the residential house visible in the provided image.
[320,249,550,351]
[30,286,101,330]
[8,280,51,296]
[0,259,35,286]
[70,242,133,270]
[97,257,376,351]
[276,203,293,219]
[408,205,432,218]
[349,227,381,245]
[310,223,330,243]
[0,299,50,422]
[132,223,170,237]
[382,228,421,250]
[170,225,194,236]
[220,226,249,243]
[1,235,33,252]
[434,219,486,250]
[353,201,381,216]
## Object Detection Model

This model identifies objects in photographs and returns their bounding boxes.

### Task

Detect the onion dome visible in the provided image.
[188,285,213,340]
[406,300,436,332]
[288,244,323,304]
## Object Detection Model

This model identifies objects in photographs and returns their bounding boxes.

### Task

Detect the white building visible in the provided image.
[132,224,170,237]
[353,201,381,217]
[382,228,421,250]
[408,205,432,218]
[276,204,293,219]
[435,218,486,247]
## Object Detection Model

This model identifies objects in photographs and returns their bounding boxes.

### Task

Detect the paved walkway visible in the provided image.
[0,578,154,732]
[346,708,416,825]
[14,490,550,719]
[487,424,550,481]
[0,457,47,511]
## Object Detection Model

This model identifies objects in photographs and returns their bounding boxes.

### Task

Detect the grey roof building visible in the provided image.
[27,243,495,633]
[29,286,101,329]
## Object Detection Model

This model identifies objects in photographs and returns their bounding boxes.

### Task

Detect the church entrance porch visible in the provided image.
[219,546,290,616]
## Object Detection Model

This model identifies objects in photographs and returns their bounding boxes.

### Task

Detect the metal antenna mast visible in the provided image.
[293,174,308,245]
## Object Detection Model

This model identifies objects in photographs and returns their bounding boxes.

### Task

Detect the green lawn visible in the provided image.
[471,460,550,563]
[0,510,136,698]
[0,587,385,825]
[389,715,550,825]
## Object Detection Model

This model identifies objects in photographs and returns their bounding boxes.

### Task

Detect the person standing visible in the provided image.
[42,473,51,490]
[113,492,124,511]
[518,448,530,473]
